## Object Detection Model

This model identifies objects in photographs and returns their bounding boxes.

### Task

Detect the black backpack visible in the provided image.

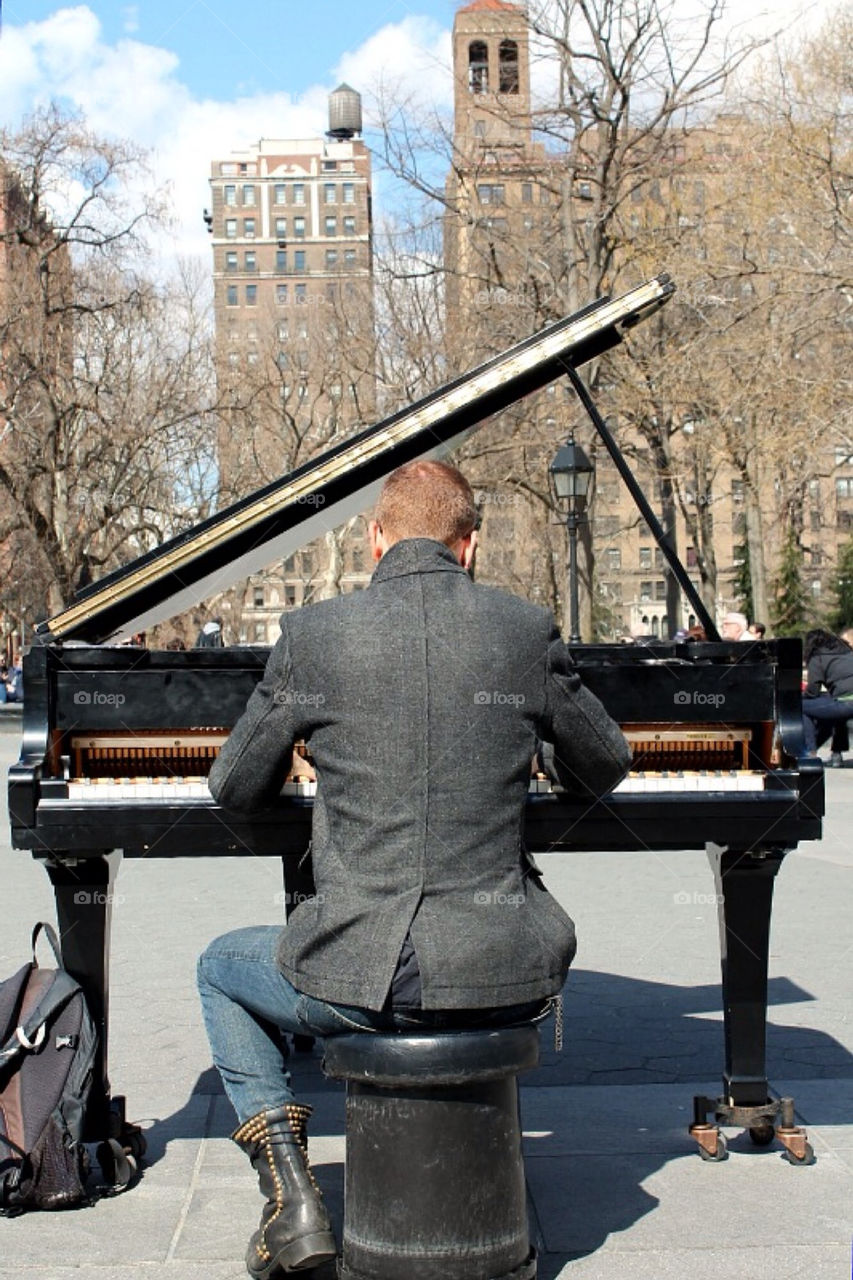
[0,923,98,1213]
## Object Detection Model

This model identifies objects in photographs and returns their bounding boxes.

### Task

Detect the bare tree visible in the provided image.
[0,107,217,625]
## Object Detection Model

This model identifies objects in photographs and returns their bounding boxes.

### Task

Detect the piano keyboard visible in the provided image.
[64,771,767,802]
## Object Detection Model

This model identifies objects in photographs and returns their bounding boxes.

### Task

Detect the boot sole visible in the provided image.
[262,1230,337,1276]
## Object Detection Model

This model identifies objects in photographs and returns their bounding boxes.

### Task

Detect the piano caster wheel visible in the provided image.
[782,1139,815,1166]
[749,1123,776,1147]
[693,1128,728,1161]
[293,1033,315,1054]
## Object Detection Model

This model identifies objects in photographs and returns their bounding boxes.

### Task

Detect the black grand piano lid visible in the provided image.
[39,274,675,645]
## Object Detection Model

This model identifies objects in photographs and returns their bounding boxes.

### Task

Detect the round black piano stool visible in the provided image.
[323,1025,540,1280]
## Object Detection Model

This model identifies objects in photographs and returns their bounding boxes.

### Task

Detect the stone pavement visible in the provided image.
[1,714,851,1279]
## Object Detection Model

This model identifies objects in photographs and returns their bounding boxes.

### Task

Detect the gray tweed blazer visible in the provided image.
[209,538,631,1010]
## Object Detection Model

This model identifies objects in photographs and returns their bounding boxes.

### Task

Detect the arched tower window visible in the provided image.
[499,40,519,93]
[468,41,489,94]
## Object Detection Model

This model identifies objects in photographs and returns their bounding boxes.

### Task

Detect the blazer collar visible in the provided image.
[370,538,468,585]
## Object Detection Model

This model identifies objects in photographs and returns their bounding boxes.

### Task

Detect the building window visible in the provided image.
[499,39,519,93]
[224,184,236,205]
[274,183,286,205]
[274,249,286,271]
[295,283,307,303]
[277,320,289,341]
[521,182,533,203]
[640,581,653,602]
[225,218,237,238]
[293,216,306,238]
[837,478,853,498]
[731,479,744,502]
[247,350,259,365]
[473,119,486,138]
[227,351,239,367]
[294,250,306,273]
[243,217,255,238]
[324,183,336,204]
[606,548,621,570]
[468,40,488,94]
[226,284,238,306]
[225,251,237,271]
[343,215,355,234]
[245,284,257,305]
[811,579,822,597]
[284,586,297,607]
[242,184,256,205]
[732,545,747,565]
[477,184,505,204]
[292,184,305,205]
[322,160,337,172]
[221,162,237,176]
[342,183,355,204]
[297,318,309,339]
[326,249,338,268]
[639,547,652,569]
[277,350,289,370]
[654,580,666,601]
[686,545,698,568]
[276,283,288,304]
[253,586,264,607]
[576,180,593,200]
[254,623,267,642]
[275,217,287,238]
[325,216,337,235]
[244,250,256,271]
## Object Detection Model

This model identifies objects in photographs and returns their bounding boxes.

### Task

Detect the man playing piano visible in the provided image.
[197,459,631,1279]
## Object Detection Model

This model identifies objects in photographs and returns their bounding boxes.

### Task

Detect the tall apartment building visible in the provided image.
[444,0,851,637]
[207,87,375,643]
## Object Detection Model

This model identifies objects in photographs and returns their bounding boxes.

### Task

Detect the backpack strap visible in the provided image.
[31,922,62,968]
[0,969,81,1068]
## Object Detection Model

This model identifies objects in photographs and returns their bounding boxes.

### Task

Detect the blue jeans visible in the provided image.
[802,696,853,753]
[197,926,546,1123]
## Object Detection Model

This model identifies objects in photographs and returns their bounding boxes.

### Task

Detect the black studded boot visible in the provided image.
[232,1103,336,1277]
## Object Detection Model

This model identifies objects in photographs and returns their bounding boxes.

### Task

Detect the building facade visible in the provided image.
[207,87,375,644]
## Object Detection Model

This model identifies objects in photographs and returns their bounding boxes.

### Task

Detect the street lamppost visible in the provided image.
[549,434,594,644]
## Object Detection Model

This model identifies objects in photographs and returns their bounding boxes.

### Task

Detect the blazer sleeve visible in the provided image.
[540,627,632,798]
[208,616,309,813]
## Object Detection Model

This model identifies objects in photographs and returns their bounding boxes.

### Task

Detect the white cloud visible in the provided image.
[0,6,456,271]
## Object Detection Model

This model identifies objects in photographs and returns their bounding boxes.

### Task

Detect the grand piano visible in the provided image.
[8,274,823,1174]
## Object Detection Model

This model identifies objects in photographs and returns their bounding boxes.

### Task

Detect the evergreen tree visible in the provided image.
[732,544,754,623]
[827,537,853,633]
[771,526,813,637]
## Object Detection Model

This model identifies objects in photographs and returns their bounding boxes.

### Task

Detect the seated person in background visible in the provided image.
[802,627,853,766]
[197,459,631,1279]
[748,621,767,638]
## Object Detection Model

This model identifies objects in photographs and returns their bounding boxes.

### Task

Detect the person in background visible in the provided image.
[195,616,224,648]
[721,611,750,641]
[4,654,23,704]
[841,627,853,649]
[748,621,766,638]
[802,628,853,766]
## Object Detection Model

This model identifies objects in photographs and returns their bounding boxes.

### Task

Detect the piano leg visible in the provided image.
[689,843,813,1164]
[42,852,145,1183]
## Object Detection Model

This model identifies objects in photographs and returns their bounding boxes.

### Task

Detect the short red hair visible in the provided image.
[374,460,479,547]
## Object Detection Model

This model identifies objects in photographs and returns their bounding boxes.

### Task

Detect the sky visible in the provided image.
[0,0,833,270]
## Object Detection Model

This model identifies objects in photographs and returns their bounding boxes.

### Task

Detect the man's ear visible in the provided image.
[368,519,387,563]
[458,529,478,572]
